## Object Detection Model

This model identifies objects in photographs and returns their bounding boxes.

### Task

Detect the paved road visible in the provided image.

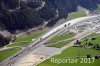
[0,15,99,66]
[41,15,98,39]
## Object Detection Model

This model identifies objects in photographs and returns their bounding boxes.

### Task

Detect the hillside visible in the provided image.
[0,0,99,33]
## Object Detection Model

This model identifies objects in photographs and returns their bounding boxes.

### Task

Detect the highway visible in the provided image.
[41,15,98,39]
[0,15,99,66]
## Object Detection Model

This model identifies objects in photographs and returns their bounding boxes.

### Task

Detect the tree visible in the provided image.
[0,34,11,47]
[93,44,100,50]
[76,39,81,44]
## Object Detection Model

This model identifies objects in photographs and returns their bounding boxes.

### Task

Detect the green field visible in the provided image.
[81,33,100,45]
[68,11,86,19]
[37,47,100,66]
[49,40,73,48]
[0,48,21,62]
[48,33,75,44]
[96,4,100,13]
[8,29,47,47]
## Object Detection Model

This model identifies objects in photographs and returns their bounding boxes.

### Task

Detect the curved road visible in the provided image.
[41,15,98,39]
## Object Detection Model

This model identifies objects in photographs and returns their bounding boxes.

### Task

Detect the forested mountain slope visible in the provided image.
[0,0,99,33]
